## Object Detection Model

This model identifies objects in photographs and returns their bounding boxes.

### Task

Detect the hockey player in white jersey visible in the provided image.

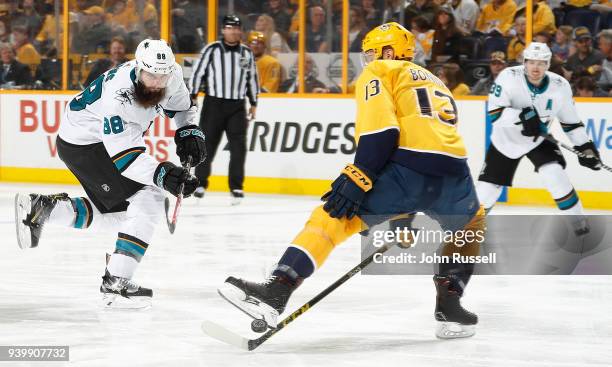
[476,42,602,233]
[14,39,206,308]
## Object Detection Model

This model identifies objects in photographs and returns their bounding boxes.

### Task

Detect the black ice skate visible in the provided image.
[433,275,478,339]
[14,193,69,249]
[230,190,244,206]
[218,275,299,328]
[100,269,153,309]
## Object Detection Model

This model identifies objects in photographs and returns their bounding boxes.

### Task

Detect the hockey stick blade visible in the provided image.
[201,320,250,350]
[204,242,395,351]
[165,157,193,234]
[164,197,176,234]
[543,134,612,173]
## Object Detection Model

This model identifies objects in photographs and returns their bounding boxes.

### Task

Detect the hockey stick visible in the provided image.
[543,134,612,173]
[165,156,193,234]
[202,241,396,351]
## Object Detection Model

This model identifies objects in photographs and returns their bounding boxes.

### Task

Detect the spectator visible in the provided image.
[431,6,461,63]
[279,53,329,93]
[143,19,160,39]
[343,6,369,52]
[437,63,469,95]
[574,75,608,97]
[471,51,507,95]
[411,16,434,61]
[15,0,42,40]
[72,6,112,54]
[126,0,159,46]
[533,0,556,36]
[551,25,573,62]
[0,1,21,32]
[106,0,132,32]
[450,0,479,35]
[383,0,407,23]
[306,6,328,53]
[35,2,65,57]
[171,0,206,53]
[264,0,292,39]
[254,14,290,57]
[404,0,439,28]
[476,0,517,35]
[507,16,526,63]
[84,37,128,86]
[596,29,612,94]
[12,25,40,67]
[0,42,33,87]
[248,31,282,93]
[0,20,9,43]
[362,0,382,28]
[564,27,605,82]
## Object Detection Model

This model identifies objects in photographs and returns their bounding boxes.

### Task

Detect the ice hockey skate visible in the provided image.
[230,190,244,206]
[14,193,69,249]
[433,275,478,339]
[100,269,153,309]
[218,275,298,328]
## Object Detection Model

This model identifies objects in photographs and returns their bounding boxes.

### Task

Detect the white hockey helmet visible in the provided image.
[522,42,552,66]
[135,39,175,76]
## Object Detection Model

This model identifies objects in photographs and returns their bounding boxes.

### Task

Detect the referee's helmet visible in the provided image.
[223,14,242,28]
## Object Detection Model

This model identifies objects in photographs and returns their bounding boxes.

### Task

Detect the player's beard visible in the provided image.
[133,82,166,108]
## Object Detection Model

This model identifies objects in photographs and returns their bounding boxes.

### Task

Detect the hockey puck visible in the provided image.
[251,319,268,333]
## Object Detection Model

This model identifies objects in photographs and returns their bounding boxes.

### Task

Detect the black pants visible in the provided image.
[195,95,248,191]
[57,136,144,213]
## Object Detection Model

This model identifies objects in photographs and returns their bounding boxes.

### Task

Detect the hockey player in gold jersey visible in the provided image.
[219,23,486,340]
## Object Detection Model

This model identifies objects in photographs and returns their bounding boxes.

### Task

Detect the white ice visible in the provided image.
[1,183,611,367]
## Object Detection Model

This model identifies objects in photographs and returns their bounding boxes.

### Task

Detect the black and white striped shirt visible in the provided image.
[189,41,260,106]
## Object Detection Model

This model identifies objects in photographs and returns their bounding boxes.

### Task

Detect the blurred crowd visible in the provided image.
[0,0,610,96]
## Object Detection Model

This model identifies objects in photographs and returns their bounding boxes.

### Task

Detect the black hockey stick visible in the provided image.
[165,156,193,234]
[202,241,396,351]
[543,134,612,173]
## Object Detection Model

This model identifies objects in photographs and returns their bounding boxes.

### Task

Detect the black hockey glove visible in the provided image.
[518,107,546,141]
[174,125,206,167]
[154,162,199,197]
[321,164,375,220]
[574,141,602,171]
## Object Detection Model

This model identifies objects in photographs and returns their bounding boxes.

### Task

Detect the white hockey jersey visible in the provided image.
[487,65,589,159]
[58,60,197,186]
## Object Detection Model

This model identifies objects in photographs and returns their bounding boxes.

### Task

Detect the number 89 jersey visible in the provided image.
[355,60,468,176]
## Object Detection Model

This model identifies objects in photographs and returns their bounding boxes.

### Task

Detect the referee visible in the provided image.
[189,14,260,204]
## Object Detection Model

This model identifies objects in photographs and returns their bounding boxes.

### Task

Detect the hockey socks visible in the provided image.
[107,233,149,279]
[272,246,315,283]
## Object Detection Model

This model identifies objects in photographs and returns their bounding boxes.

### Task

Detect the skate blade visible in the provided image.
[14,194,32,249]
[217,283,278,328]
[230,198,242,206]
[435,321,476,339]
[102,293,152,310]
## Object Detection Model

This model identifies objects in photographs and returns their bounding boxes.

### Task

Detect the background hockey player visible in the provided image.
[14,39,206,308]
[476,42,602,234]
[218,23,486,339]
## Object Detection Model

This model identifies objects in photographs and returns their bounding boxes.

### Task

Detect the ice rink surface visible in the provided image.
[1,183,611,367]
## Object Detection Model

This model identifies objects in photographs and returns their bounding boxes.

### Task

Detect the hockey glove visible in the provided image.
[174,125,206,167]
[154,162,199,197]
[321,164,375,220]
[518,107,547,141]
[574,141,602,171]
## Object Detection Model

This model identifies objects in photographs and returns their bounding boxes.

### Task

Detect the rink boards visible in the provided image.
[0,92,610,208]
